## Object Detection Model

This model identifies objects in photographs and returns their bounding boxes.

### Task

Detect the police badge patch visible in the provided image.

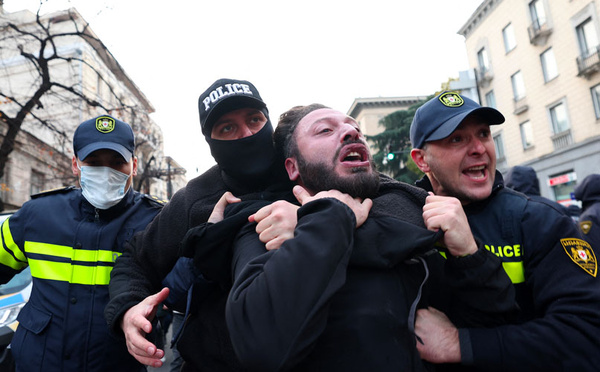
[561,238,597,277]
[580,220,592,235]
[438,92,464,107]
[96,116,115,133]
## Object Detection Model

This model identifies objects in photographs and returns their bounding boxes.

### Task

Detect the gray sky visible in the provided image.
[5,0,483,178]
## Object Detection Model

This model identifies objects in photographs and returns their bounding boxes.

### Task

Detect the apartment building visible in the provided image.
[0,7,185,208]
[459,0,600,205]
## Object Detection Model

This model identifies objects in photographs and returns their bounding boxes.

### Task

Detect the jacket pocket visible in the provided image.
[12,304,52,372]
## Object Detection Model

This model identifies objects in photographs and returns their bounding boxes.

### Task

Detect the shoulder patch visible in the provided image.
[561,238,597,277]
[30,185,76,199]
[143,194,167,207]
[580,220,592,235]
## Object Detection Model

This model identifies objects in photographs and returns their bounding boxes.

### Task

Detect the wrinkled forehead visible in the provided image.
[297,108,357,133]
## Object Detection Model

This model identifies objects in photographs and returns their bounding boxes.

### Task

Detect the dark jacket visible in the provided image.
[417,172,600,371]
[504,165,568,214]
[0,187,162,372]
[105,164,291,371]
[186,177,516,371]
[574,174,600,249]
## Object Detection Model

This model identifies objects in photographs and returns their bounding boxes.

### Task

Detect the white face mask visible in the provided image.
[78,165,131,210]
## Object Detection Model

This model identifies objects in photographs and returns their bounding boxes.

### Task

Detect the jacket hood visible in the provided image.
[574,174,600,204]
[504,166,540,196]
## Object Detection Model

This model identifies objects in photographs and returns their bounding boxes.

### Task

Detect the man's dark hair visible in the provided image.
[273,104,330,159]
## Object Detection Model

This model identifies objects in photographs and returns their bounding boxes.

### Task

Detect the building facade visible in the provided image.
[459,0,600,206]
[347,96,428,149]
[0,7,185,209]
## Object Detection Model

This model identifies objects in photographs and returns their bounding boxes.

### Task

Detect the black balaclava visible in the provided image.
[204,113,276,182]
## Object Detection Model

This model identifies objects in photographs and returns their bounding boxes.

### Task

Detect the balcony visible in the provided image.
[528,19,552,46]
[551,129,573,150]
[513,96,529,115]
[577,46,600,78]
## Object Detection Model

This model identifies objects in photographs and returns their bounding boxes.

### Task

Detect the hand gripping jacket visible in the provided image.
[0,187,163,372]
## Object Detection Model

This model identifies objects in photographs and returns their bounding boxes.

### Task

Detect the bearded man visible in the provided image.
[181,104,517,372]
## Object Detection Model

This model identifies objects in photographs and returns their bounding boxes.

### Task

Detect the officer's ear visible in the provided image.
[71,156,80,176]
[410,148,430,173]
[131,156,138,177]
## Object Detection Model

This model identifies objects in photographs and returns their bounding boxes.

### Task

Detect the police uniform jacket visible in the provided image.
[574,174,600,251]
[0,187,162,372]
[182,178,516,371]
[417,171,600,371]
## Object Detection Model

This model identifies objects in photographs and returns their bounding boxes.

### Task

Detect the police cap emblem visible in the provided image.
[439,92,464,108]
[96,116,115,133]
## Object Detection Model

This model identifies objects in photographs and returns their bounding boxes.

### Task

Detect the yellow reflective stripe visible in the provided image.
[0,218,27,270]
[26,242,117,264]
[25,242,120,285]
[502,261,525,284]
[28,259,114,285]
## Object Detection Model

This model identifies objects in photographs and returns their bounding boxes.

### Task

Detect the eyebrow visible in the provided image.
[311,116,359,127]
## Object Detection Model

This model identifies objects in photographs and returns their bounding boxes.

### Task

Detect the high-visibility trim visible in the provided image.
[502,261,525,284]
[28,258,114,285]
[26,242,118,264]
[438,250,525,284]
[0,218,27,270]
[25,242,121,285]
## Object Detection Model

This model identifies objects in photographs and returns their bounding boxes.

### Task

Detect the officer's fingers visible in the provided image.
[224,192,241,204]
[250,204,273,224]
[208,192,237,223]
[265,237,286,251]
[293,185,311,205]
[127,338,164,368]
[146,287,170,308]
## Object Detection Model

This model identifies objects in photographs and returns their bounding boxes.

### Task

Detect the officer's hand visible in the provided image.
[294,185,372,228]
[121,287,170,367]
[208,192,241,224]
[415,307,461,363]
[422,193,478,257]
[250,200,299,250]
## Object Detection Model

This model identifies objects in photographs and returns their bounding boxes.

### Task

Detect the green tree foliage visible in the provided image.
[367,96,433,184]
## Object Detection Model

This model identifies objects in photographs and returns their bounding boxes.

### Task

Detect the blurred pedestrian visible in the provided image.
[574,174,600,249]
[505,165,568,214]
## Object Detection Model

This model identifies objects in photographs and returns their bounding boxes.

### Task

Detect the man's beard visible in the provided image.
[295,152,380,199]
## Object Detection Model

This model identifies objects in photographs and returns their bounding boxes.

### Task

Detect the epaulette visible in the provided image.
[143,194,167,207]
[31,185,76,199]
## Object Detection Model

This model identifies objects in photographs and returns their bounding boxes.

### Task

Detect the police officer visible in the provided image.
[105,78,292,370]
[409,92,600,371]
[0,115,163,371]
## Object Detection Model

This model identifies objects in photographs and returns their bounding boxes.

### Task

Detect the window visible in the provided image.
[576,17,600,57]
[540,48,558,82]
[529,0,547,31]
[485,90,497,108]
[520,121,534,149]
[30,170,44,195]
[511,71,526,101]
[477,47,490,72]
[493,133,505,161]
[503,23,517,53]
[549,102,569,134]
[590,83,600,119]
